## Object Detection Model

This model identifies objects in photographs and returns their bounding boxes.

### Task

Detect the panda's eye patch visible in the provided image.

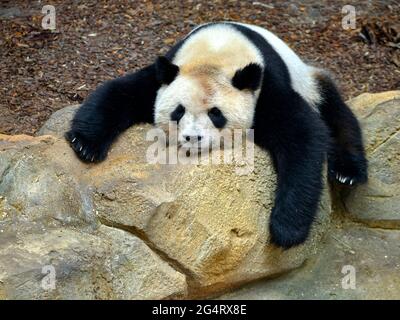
[208,107,227,128]
[208,107,222,117]
[170,104,185,123]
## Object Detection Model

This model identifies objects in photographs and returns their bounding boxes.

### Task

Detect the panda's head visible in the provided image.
[154,56,262,151]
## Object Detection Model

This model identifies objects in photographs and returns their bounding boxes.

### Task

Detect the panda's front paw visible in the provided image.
[65,130,109,163]
[269,212,311,249]
[328,150,368,186]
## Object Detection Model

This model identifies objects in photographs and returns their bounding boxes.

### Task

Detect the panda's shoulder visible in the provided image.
[232,23,322,107]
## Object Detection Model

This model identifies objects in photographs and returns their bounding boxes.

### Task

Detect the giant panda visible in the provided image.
[65,22,368,248]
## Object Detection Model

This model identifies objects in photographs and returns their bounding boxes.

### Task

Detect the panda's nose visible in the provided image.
[184,135,202,142]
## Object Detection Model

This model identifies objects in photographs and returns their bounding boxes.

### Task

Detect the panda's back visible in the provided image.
[170,22,321,107]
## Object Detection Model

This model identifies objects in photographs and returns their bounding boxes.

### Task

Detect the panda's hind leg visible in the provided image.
[316,72,368,186]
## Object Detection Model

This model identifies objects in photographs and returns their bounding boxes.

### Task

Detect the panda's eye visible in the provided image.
[170,104,185,123]
[208,107,222,117]
[208,107,227,128]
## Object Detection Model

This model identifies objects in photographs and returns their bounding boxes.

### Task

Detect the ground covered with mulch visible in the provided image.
[1,0,399,135]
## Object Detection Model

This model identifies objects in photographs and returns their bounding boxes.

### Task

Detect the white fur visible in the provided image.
[154,73,256,150]
[155,22,322,150]
[172,24,264,78]
[191,22,322,108]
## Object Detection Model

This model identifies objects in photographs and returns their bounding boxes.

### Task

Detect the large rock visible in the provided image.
[0,136,187,299]
[219,224,400,300]
[0,105,331,299]
[4,90,398,300]
[344,91,400,228]
[0,226,187,299]
[36,105,79,138]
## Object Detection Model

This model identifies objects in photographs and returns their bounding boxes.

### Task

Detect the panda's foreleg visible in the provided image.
[65,64,159,162]
[255,95,329,248]
[316,73,368,186]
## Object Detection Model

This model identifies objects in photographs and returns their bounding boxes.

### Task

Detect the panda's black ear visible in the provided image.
[155,56,179,85]
[232,63,262,91]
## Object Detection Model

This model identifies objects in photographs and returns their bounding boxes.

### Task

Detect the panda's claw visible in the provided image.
[65,130,110,163]
[73,140,82,153]
[328,150,368,187]
[333,173,358,186]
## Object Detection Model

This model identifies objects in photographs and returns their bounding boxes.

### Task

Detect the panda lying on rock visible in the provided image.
[66,22,367,249]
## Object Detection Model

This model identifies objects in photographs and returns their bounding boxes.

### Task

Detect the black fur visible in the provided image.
[316,74,368,186]
[170,104,185,123]
[254,87,329,248]
[253,71,329,248]
[155,56,179,84]
[65,64,159,162]
[230,23,331,248]
[208,107,227,128]
[66,22,367,249]
[232,63,263,91]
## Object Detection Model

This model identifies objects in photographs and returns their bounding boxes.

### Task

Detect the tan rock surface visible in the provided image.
[0,110,331,299]
[344,91,400,228]
[218,224,400,300]
[4,91,398,299]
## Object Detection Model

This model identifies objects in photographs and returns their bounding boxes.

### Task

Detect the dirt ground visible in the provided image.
[1,0,399,135]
